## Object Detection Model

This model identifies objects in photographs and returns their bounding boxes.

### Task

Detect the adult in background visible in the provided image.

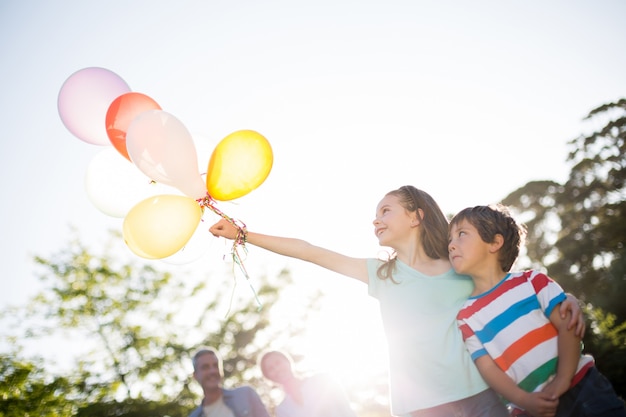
[188,347,270,417]
[260,350,358,417]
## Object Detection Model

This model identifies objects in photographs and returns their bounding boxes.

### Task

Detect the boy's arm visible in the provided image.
[474,355,558,417]
[543,303,582,398]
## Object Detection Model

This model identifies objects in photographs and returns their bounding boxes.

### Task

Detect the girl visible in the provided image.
[209,186,584,417]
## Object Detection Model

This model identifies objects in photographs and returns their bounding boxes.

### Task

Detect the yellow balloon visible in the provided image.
[123,195,203,259]
[206,130,273,201]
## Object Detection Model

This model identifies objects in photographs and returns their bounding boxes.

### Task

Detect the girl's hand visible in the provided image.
[559,293,586,338]
[209,218,239,240]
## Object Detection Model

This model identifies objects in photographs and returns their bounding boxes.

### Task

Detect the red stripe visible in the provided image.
[530,271,551,293]
[570,362,594,388]
[457,274,529,320]
[459,323,475,341]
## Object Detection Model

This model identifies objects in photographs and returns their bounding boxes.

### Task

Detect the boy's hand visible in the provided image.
[542,376,570,403]
[519,391,559,417]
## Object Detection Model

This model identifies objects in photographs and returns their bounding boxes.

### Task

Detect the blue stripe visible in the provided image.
[471,348,488,361]
[545,293,567,317]
[475,294,540,343]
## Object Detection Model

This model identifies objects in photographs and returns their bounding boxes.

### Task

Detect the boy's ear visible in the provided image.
[490,234,504,253]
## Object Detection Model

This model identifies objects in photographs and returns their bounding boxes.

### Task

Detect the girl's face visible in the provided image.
[373,194,416,248]
[261,352,292,384]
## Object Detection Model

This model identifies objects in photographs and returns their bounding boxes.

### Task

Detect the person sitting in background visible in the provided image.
[188,347,270,417]
[259,350,358,417]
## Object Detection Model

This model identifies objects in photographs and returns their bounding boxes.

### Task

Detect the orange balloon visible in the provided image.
[106,92,161,161]
[206,130,273,201]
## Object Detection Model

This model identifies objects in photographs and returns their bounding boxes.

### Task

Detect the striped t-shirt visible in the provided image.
[457,270,594,411]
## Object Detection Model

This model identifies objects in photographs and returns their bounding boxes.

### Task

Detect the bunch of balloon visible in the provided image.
[122,116,274,262]
[57,67,200,260]
[122,109,210,259]
[58,67,274,268]
[58,67,167,219]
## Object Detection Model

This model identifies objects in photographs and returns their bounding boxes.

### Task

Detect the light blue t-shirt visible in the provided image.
[367,259,488,415]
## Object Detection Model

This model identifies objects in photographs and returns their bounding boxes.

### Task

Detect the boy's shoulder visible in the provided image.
[508,269,542,278]
[507,269,555,285]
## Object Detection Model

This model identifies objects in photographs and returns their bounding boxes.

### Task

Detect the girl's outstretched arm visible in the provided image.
[209,218,370,283]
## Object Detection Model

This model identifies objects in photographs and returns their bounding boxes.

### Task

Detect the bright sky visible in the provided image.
[1,0,625,394]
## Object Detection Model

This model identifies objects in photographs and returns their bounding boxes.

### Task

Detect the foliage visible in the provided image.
[502,98,626,397]
[585,306,626,396]
[1,230,323,415]
[504,98,626,311]
[74,399,190,417]
[0,354,77,417]
[29,232,197,403]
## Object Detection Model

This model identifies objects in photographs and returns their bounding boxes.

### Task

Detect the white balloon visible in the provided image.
[85,148,169,217]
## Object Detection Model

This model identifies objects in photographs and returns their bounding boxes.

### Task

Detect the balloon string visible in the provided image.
[197,194,262,310]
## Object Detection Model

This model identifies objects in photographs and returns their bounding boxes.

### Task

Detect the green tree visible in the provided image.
[502,98,626,396]
[584,307,626,396]
[28,231,198,403]
[0,354,77,417]
[2,229,322,415]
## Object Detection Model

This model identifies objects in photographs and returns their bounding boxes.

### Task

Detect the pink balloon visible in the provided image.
[58,67,131,145]
[126,110,208,199]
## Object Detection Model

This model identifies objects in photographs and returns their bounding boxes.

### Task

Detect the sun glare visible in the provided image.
[285,278,390,392]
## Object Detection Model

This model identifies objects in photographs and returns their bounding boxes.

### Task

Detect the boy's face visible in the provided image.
[448,219,492,277]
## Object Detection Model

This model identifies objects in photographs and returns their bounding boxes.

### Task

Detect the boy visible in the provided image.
[448,204,625,417]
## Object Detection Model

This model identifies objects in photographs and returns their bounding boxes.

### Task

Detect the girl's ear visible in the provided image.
[411,208,425,227]
[490,234,504,253]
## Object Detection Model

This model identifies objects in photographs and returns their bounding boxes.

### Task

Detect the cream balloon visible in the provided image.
[160,210,219,265]
[126,110,208,199]
[123,194,203,259]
